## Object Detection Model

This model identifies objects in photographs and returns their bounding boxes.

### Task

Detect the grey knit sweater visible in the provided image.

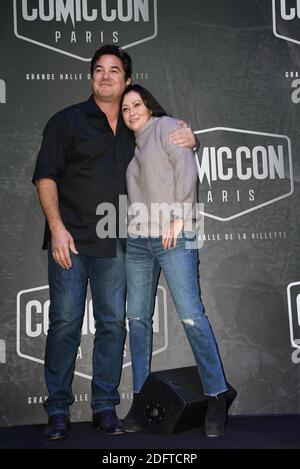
[126,116,197,236]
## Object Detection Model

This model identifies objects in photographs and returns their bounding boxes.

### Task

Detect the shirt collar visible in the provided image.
[82,95,127,134]
[82,95,107,119]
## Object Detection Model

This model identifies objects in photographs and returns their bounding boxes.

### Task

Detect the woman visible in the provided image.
[121,84,233,437]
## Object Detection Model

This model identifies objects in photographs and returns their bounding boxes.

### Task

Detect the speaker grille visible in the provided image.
[137,366,207,434]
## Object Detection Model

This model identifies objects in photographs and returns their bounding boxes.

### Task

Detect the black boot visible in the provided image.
[204,388,237,437]
[122,393,142,432]
[204,393,227,438]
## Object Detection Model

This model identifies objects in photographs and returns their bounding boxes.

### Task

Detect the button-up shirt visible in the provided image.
[32,95,135,257]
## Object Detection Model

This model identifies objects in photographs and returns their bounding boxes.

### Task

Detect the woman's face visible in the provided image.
[121,91,152,132]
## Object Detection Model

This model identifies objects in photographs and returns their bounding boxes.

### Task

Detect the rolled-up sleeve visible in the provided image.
[32,113,69,184]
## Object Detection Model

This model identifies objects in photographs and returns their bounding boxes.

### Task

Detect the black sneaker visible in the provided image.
[93,410,125,435]
[44,414,70,441]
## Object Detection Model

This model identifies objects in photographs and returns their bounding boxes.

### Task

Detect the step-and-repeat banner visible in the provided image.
[1,0,300,426]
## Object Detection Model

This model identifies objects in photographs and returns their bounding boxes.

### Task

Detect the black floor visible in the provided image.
[0,415,299,452]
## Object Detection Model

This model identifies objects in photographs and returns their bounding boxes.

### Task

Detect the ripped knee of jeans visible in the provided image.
[181,319,195,327]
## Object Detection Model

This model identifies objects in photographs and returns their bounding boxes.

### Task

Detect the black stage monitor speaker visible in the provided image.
[134,366,236,435]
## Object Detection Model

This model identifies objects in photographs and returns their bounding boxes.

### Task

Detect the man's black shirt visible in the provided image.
[32,96,135,257]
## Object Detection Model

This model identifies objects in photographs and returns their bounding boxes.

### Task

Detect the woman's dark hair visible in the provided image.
[121,84,168,117]
[90,44,132,81]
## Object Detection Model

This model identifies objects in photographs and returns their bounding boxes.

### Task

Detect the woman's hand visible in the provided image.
[162,218,184,250]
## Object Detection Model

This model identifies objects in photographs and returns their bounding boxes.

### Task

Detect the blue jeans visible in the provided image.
[44,240,126,417]
[125,233,228,396]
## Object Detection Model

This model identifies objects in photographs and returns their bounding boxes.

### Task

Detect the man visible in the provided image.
[33,44,197,440]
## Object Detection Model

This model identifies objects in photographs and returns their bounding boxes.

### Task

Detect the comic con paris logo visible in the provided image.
[13,0,158,60]
[287,281,300,363]
[16,284,168,379]
[273,0,300,45]
[194,127,293,221]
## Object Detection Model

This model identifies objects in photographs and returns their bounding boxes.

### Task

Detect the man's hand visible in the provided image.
[35,178,78,269]
[169,120,197,148]
[162,218,184,250]
[51,222,78,269]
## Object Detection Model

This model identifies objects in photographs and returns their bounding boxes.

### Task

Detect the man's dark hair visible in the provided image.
[90,44,132,80]
[121,84,168,117]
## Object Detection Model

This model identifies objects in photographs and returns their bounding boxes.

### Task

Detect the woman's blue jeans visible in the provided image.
[44,240,126,417]
[125,233,228,396]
